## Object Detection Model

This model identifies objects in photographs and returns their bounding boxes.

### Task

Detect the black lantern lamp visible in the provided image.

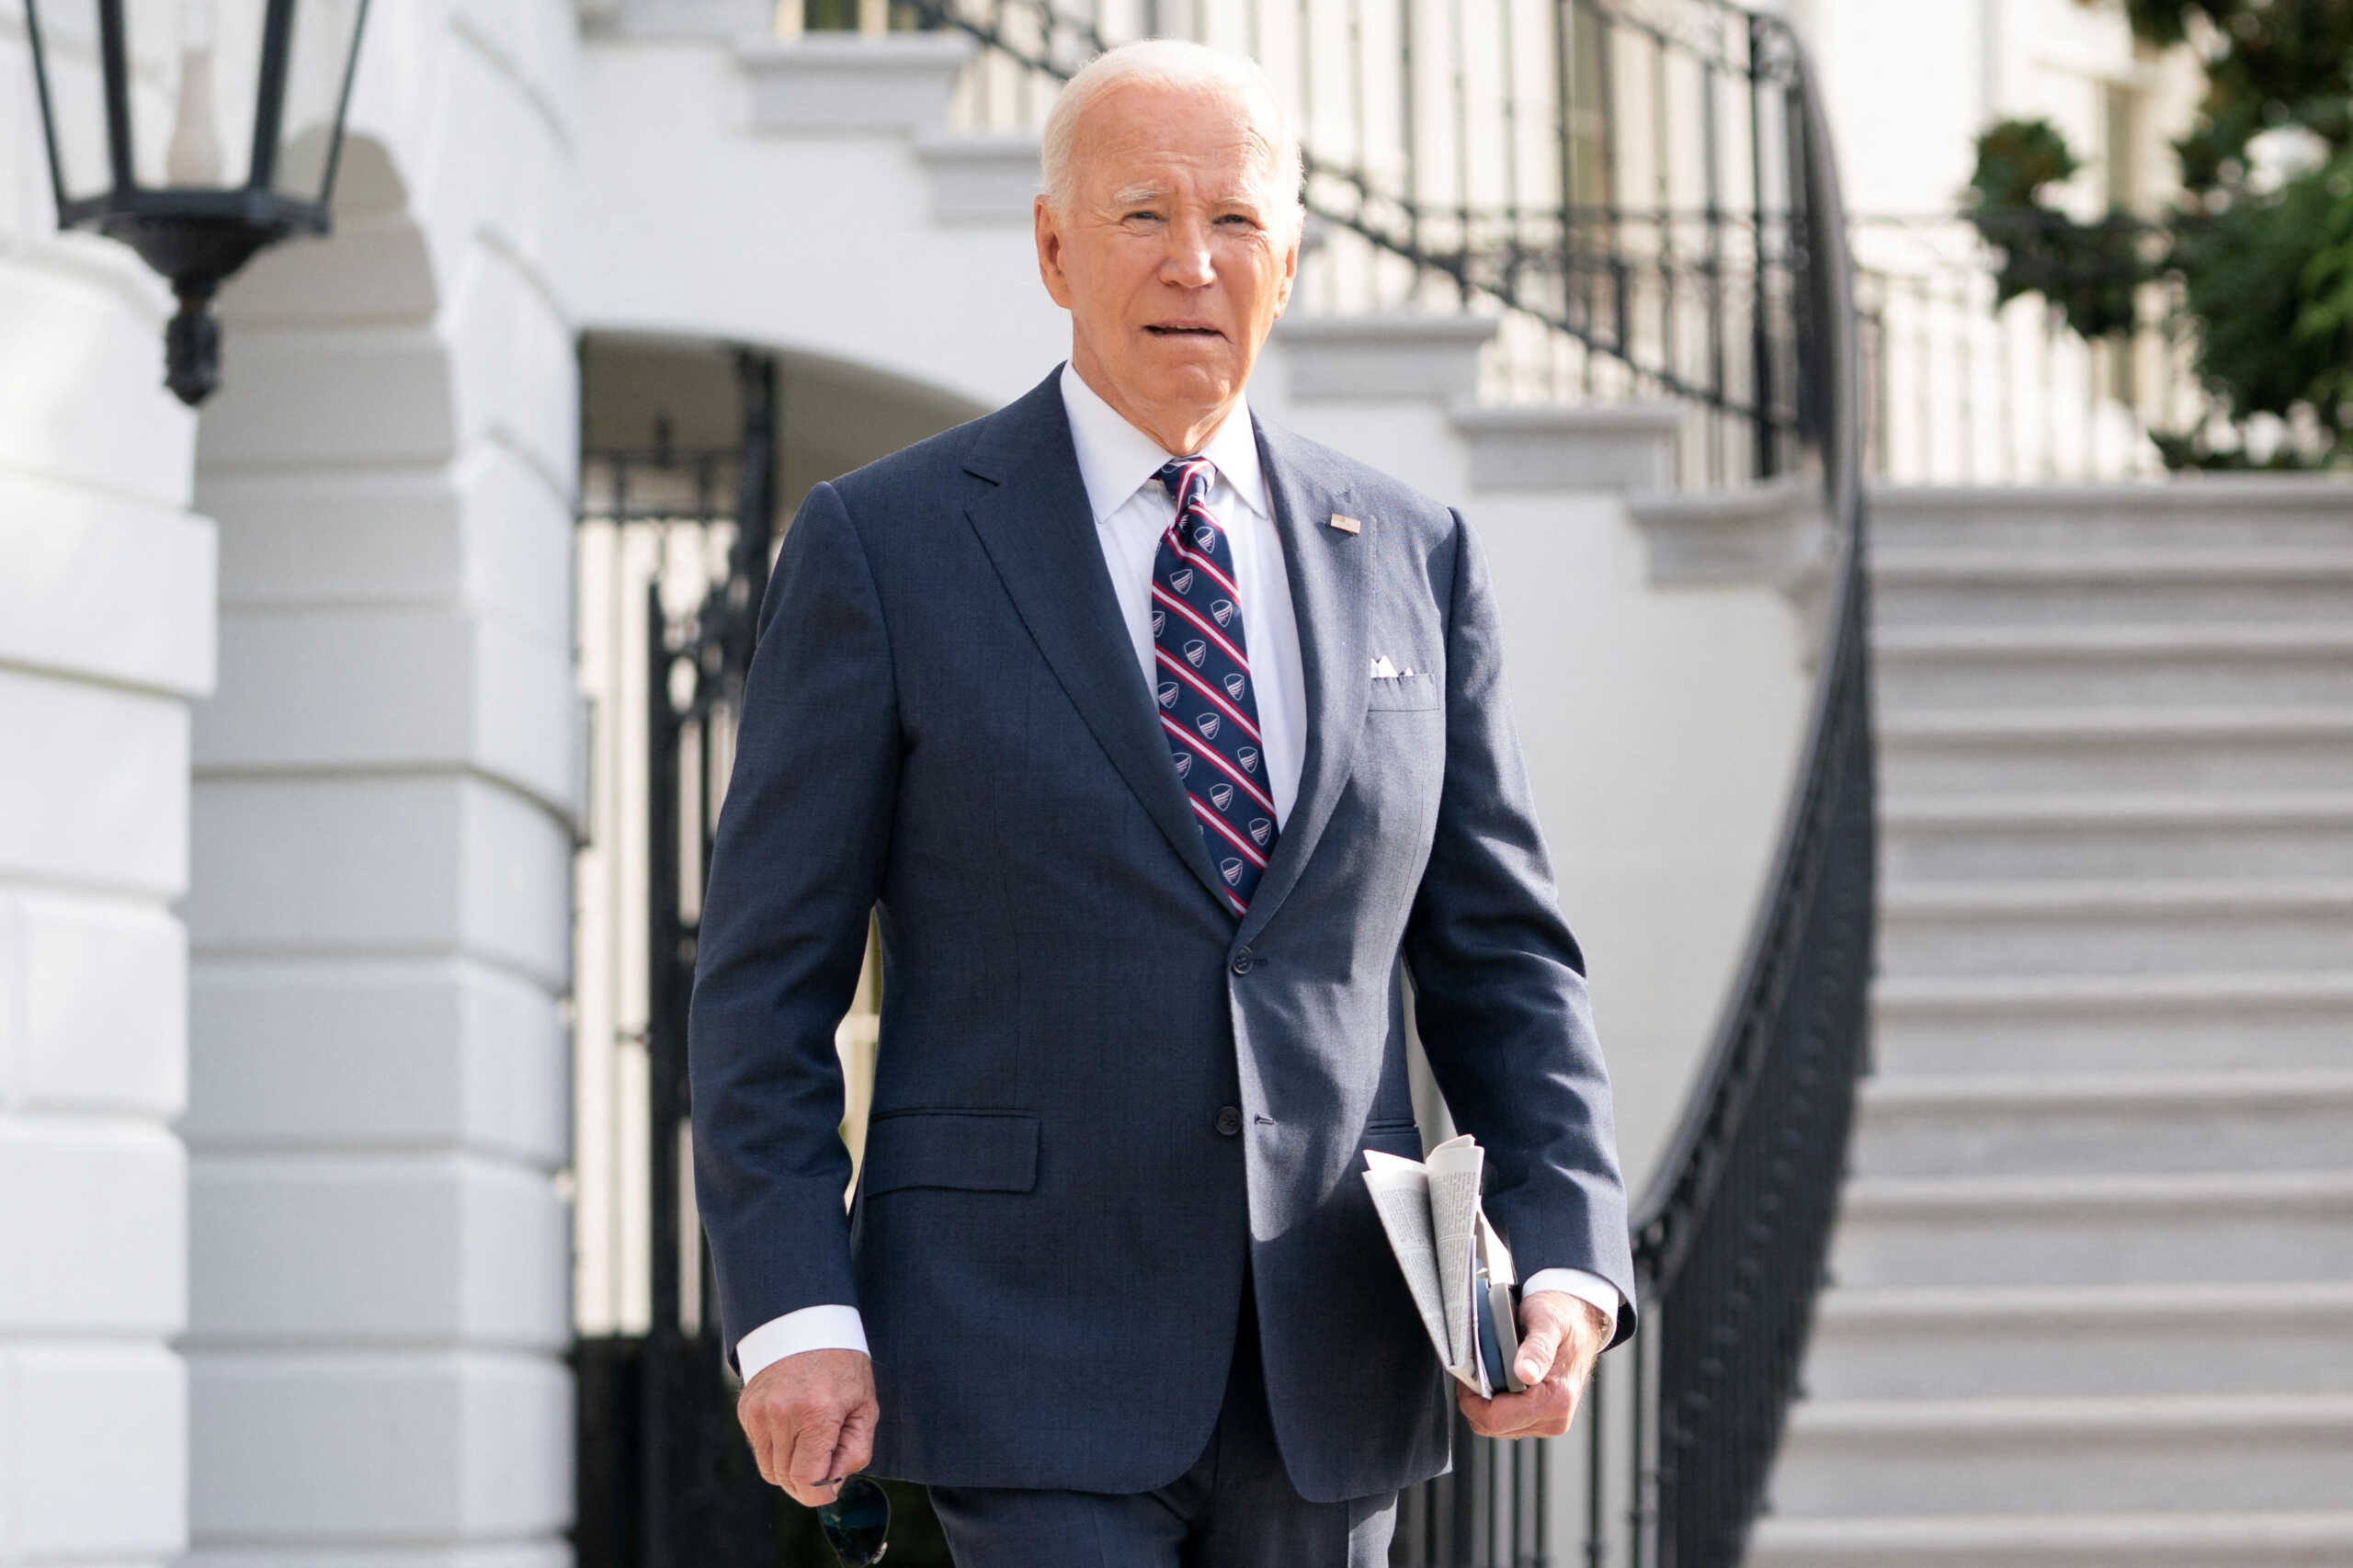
[23,0,372,404]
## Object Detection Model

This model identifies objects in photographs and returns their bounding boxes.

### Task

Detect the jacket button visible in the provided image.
[1230,947,1255,974]
[1214,1106,1244,1137]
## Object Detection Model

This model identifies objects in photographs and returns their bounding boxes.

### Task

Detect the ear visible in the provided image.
[1036,195,1075,311]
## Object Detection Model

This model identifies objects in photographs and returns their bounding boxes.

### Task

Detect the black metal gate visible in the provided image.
[573,347,788,1568]
[571,346,957,1568]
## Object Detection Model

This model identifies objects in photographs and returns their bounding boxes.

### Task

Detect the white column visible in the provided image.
[176,6,585,1562]
[0,20,209,1559]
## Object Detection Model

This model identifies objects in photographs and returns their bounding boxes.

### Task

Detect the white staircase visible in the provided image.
[1751,481,2353,1568]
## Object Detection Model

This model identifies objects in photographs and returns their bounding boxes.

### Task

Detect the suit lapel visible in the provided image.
[1236,416,1369,945]
[961,373,1234,912]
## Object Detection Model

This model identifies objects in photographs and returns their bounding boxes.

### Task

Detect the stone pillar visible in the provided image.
[176,6,584,1561]
[1,19,208,1562]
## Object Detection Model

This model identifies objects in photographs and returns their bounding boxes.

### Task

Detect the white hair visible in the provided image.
[1040,40,1305,243]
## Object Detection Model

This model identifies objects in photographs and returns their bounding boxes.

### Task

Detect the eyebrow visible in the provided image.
[1108,185,1269,212]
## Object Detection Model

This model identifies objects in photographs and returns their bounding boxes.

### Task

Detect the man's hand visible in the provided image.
[737,1347,879,1506]
[1458,1290,1612,1438]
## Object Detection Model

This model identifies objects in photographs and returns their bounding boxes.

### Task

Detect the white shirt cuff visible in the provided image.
[1520,1267,1624,1340]
[736,1303,869,1384]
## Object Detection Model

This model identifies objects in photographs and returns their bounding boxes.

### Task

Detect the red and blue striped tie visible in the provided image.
[1151,458,1279,916]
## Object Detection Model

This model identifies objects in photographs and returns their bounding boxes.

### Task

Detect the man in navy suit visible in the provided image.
[688,38,1635,1565]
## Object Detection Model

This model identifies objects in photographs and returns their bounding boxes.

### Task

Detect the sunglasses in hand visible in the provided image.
[817,1473,891,1566]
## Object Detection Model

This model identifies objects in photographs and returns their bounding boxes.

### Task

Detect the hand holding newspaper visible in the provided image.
[1362,1134,1529,1398]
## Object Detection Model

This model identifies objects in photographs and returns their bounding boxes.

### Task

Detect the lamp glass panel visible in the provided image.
[266,0,365,204]
[120,0,267,190]
[26,3,117,205]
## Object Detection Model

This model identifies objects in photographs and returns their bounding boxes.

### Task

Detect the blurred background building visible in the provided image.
[2,0,2346,1564]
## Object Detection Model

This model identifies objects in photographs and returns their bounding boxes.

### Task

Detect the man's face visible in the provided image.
[1036,78,1301,445]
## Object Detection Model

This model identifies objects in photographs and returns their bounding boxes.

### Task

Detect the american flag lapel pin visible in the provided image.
[1327,512,1362,535]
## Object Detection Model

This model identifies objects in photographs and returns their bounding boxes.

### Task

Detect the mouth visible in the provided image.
[1143,323,1226,340]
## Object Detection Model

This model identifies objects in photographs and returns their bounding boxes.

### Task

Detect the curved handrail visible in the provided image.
[1604,19,1874,1566]
[904,0,1831,483]
[1629,17,1865,1285]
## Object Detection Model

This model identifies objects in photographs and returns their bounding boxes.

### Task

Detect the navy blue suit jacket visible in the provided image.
[688,367,1635,1502]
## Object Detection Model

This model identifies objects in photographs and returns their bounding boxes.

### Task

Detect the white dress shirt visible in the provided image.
[734,364,1623,1384]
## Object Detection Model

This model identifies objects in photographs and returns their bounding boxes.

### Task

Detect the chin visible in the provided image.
[1141,340,1237,381]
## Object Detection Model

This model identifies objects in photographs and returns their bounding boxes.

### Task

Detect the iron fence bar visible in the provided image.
[1700,48,1726,484]
[1651,34,1672,425]
[642,575,682,1568]
[1498,0,1523,359]
[1592,5,1628,374]
[1400,0,1421,284]
[1449,0,1472,307]
[1744,12,1773,475]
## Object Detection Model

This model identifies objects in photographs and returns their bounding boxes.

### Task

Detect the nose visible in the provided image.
[1159,211,1215,289]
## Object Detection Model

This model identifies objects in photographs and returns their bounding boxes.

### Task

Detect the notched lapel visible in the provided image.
[961,381,1235,914]
[1238,417,1371,944]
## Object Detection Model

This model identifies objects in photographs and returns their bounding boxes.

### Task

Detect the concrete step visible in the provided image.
[1869,481,2353,553]
[1802,1282,2353,1400]
[1872,624,2353,710]
[1870,971,2353,1077]
[1451,402,1684,494]
[1849,1070,2353,1178]
[915,130,1042,224]
[1827,1171,2353,1289]
[1879,707,2353,796]
[1767,1395,2353,1518]
[735,32,974,134]
[1275,313,1496,404]
[1870,547,2353,629]
[1883,792,2353,882]
[1750,1509,2353,1567]
[1877,879,2353,977]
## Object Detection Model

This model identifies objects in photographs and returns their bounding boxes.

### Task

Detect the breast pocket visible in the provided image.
[1365,672,1442,710]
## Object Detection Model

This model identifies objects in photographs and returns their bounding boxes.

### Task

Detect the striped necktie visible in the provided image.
[1150,457,1279,916]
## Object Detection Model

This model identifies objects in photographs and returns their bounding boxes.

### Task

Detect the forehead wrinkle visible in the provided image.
[1073,84,1287,188]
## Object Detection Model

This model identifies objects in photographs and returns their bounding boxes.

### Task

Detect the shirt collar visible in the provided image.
[1058,360,1269,527]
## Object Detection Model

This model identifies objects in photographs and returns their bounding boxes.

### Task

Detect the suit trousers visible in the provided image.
[926,1286,1400,1568]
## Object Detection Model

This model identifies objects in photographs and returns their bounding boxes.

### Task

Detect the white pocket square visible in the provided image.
[1369,655,1415,679]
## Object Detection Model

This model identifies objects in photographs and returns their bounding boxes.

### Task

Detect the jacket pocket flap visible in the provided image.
[1366,671,1441,710]
[860,1110,1040,1197]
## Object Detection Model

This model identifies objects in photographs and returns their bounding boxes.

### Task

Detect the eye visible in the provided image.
[1217,213,1261,229]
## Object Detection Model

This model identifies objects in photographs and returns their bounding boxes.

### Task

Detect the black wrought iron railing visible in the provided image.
[1592,35,1874,1568]
[1597,63,1872,1558]
[897,0,1824,487]
[881,1,1879,1562]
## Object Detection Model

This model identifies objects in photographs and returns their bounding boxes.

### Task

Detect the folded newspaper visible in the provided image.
[1362,1134,1529,1397]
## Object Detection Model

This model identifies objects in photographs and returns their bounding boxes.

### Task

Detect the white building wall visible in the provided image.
[175,4,584,1562]
[1,8,209,1564]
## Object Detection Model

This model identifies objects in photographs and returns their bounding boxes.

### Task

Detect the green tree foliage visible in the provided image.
[1962,0,2353,467]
